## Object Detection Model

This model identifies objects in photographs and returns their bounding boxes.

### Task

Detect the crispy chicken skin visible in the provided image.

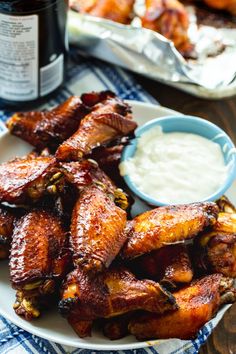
[70,185,127,272]
[142,0,192,53]
[129,244,193,286]
[70,0,135,24]
[203,0,236,15]
[194,212,236,277]
[10,209,69,319]
[59,266,176,337]
[6,97,88,151]
[56,94,137,161]
[0,206,18,259]
[122,202,219,260]
[0,156,61,204]
[129,274,236,340]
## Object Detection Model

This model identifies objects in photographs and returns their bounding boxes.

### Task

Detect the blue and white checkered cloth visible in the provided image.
[0,50,231,354]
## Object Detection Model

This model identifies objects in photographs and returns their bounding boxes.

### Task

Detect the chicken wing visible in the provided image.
[203,0,236,15]
[7,96,88,151]
[0,156,63,204]
[70,184,127,273]
[122,202,219,260]
[0,205,19,259]
[129,244,193,286]
[142,0,192,54]
[59,266,176,337]
[70,0,135,24]
[10,209,70,320]
[129,274,236,340]
[194,212,236,277]
[56,94,137,161]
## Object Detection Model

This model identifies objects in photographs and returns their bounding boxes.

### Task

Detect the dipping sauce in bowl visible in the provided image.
[120,115,236,206]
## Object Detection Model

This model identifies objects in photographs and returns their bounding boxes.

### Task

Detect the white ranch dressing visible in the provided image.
[119,126,229,204]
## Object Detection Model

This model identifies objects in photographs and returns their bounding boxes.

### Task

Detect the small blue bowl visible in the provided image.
[121,115,236,206]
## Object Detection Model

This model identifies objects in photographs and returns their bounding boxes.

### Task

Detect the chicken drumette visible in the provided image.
[129,274,236,340]
[59,266,176,337]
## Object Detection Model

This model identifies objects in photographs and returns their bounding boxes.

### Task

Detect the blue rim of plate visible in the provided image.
[121,115,236,206]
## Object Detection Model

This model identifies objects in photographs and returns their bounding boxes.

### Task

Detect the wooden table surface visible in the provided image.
[135,75,236,354]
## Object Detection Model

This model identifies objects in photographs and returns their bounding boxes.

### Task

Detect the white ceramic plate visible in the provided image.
[0,101,236,351]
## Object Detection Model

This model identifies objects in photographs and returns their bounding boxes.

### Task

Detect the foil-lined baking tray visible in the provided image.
[68,2,236,99]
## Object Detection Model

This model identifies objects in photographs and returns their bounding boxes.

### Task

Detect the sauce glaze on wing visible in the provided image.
[7,96,89,151]
[122,202,219,259]
[0,156,57,204]
[56,95,136,161]
[59,266,176,337]
[70,185,127,272]
[129,274,236,340]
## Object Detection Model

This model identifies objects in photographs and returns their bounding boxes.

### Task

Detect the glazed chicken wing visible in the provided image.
[142,0,192,54]
[203,0,236,15]
[122,202,219,259]
[129,274,236,340]
[70,184,127,273]
[7,97,89,151]
[59,266,176,337]
[56,93,137,161]
[0,156,62,204]
[10,209,70,320]
[0,205,19,259]
[70,0,135,24]
[129,244,193,286]
[194,212,236,277]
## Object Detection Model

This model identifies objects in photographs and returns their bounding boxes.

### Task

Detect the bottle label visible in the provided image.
[40,53,64,97]
[0,13,38,101]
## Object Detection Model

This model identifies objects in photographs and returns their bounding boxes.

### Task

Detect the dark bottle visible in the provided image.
[0,0,68,108]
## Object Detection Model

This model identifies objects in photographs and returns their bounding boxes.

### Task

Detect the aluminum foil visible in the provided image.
[68,4,236,92]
